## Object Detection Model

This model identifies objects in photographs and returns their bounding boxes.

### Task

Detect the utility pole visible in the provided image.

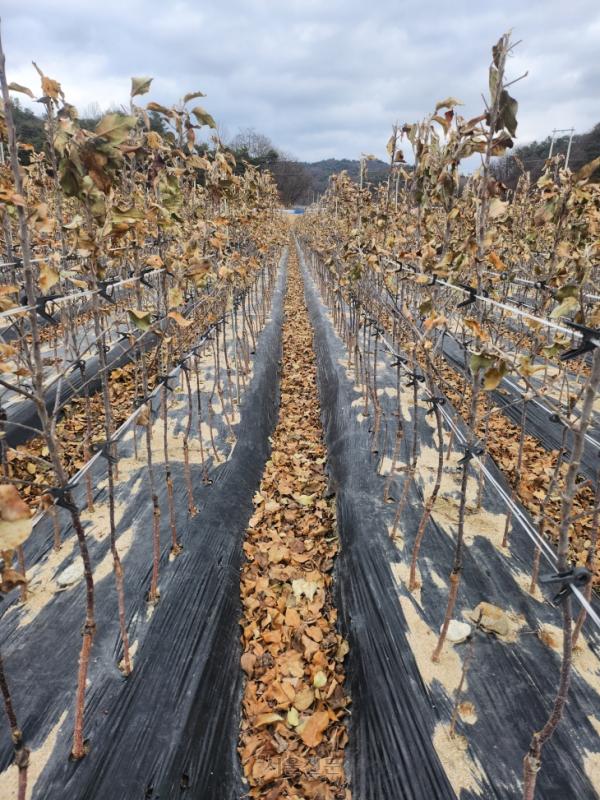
[565,128,575,168]
[548,127,575,167]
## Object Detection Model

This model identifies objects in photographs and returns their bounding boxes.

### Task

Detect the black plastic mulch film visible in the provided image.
[2,291,217,450]
[297,238,600,800]
[0,255,287,799]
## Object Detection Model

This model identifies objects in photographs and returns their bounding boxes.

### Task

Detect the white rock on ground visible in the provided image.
[445,619,471,644]
[56,560,84,587]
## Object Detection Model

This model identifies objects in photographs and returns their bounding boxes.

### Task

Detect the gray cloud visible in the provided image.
[2,0,599,161]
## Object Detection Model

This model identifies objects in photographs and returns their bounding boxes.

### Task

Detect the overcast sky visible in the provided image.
[2,1,599,162]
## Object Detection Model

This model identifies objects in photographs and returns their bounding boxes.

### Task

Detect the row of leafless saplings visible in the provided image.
[308,246,600,800]
[0,248,275,798]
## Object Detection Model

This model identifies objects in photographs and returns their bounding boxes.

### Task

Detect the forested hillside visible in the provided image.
[298,157,390,197]
[494,123,600,185]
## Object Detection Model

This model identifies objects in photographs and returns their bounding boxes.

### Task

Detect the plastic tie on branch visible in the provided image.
[539,565,592,605]
[98,279,118,305]
[157,374,176,392]
[405,372,425,388]
[70,358,86,374]
[47,481,80,513]
[548,411,564,426]
[134,393,149,409]
[458,445,484,466]
[456,284,483,309]
[425,396,446,415]
[560,321,600,362]
[34,294,61,325]
[191,327,214,354]
[428,273,438,287]
[91,441,118,465]
[390,355,408,368]
[139,269,155,289]
[116,329,133,344]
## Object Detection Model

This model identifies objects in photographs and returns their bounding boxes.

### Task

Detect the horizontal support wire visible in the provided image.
[374,274,600,449]
[481,269,600,304]
[384,257,600,346]
[24,264,267,531]
[0,268,166,321]
[0,270,175,408]
[334,265,600,636]
[381,326,600,633]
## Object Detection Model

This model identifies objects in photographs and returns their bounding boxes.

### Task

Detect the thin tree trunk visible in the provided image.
[522,350,600,798]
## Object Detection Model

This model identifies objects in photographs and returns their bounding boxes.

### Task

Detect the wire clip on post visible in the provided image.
[157,374,176,392]
[34,294,61,325]
[457,284,490,309]
[539,566,592,605]
[91,441,118,465]
[134,392,145,406]
[405,372,426,388]
[457,285,478,309]
[46,482,80,513]
[139,269,155,289]
[560,321,600,362]
[458,445,485,466]
[98,279,117,305]
[425,396,446,415]
[70,359,86,375]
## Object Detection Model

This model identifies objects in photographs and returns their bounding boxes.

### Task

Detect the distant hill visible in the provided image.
[493,122,600,187]
[299,158,391,197]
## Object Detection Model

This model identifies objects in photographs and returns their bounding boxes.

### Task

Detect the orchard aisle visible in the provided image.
[238,239,351,799]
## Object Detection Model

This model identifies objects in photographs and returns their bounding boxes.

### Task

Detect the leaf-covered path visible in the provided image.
[238,242,351,799]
